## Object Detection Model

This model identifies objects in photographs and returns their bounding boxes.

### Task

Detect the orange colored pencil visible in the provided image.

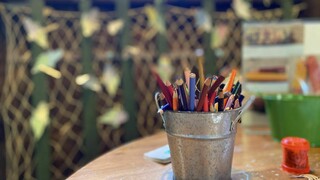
[173,89,179,111]
[224,69,237,105]
[196,78,211,112]
[225,69,237,93]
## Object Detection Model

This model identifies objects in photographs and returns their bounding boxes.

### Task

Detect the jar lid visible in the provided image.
[281,137,310,149]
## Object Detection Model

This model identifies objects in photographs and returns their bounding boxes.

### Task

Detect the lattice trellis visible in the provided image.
[0,3,305,180]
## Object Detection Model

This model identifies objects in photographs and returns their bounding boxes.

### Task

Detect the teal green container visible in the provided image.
[263,94,320,147]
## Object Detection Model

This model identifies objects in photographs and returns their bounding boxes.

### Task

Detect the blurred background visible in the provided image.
[0,0,319,179]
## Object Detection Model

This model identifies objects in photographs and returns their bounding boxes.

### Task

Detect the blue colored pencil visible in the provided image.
[189,73,196,111]
[176,79,188,111]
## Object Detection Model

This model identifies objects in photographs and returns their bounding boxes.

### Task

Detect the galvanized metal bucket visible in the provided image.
[161,110,242,180]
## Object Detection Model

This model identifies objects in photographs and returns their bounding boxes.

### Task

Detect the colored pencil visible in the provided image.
[157,103,170,114]
[224,91,232,99]
[232,81,241,95]
[184,68,191,90]
[165,80,174,97]
[176,79,188,111]
[214,102,218,112]
[234,99,240,109]
[209,91,217,107]
[203,94,209,112]
[196,78,211,112]
[238,95,245,106]
[211,75,218,86]
[183,83,189,105]
[196,51,205,90]
[217,84,224,112]
[159,93,167,106]
[208,75,225,99]
[225,69,237,93]
[224,94,235,110]
[209,103,215,112]
[224,69,237,106]
[173,90,179,111]
[151,68,173,108]
[189,73,196,111]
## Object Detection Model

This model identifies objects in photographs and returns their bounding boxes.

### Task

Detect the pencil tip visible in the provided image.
[204,78,211,86]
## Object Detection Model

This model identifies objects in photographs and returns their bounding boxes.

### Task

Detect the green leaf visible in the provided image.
[157,55,173,82]
[233,0,251,20]
[194,9,212,32]
[81,8,101,37]
[98,104,128,128]
[211,23,229,49]
[76,74,102,92]
[101,65,121,97]
[22,17,49,49]
[30,101,50,141]
[32,49,63,74]
[106,19,124,36]
[145,5,166,34]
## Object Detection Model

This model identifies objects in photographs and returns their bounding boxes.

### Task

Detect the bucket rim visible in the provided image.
[262,94,320,101]
[163,107,242,115]
[166,131,236,140]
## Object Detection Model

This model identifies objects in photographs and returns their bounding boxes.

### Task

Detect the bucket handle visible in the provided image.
[154,92,165,127]
[230,95,256,131]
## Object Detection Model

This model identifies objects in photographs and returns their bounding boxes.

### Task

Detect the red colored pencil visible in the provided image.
[208,75,225,100]
[209,91,217,106]
[165,80,174,97]
[203,94,209,112]
[196,78,211,112]
[151,68,173,108]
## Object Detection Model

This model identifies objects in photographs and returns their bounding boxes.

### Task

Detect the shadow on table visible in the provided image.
[160,168,251,180]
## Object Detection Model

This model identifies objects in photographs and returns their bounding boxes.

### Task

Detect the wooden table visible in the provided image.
[68,126,320,179]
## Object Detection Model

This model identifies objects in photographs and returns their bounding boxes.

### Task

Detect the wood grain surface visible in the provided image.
[68,126,320,180]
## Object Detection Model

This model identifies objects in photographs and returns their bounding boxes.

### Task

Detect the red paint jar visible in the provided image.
[281,137,310,174]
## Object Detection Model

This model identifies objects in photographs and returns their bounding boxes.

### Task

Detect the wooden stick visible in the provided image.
[196,53,205,90]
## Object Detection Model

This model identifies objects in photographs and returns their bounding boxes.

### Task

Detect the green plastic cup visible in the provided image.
[263,94,320,147]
